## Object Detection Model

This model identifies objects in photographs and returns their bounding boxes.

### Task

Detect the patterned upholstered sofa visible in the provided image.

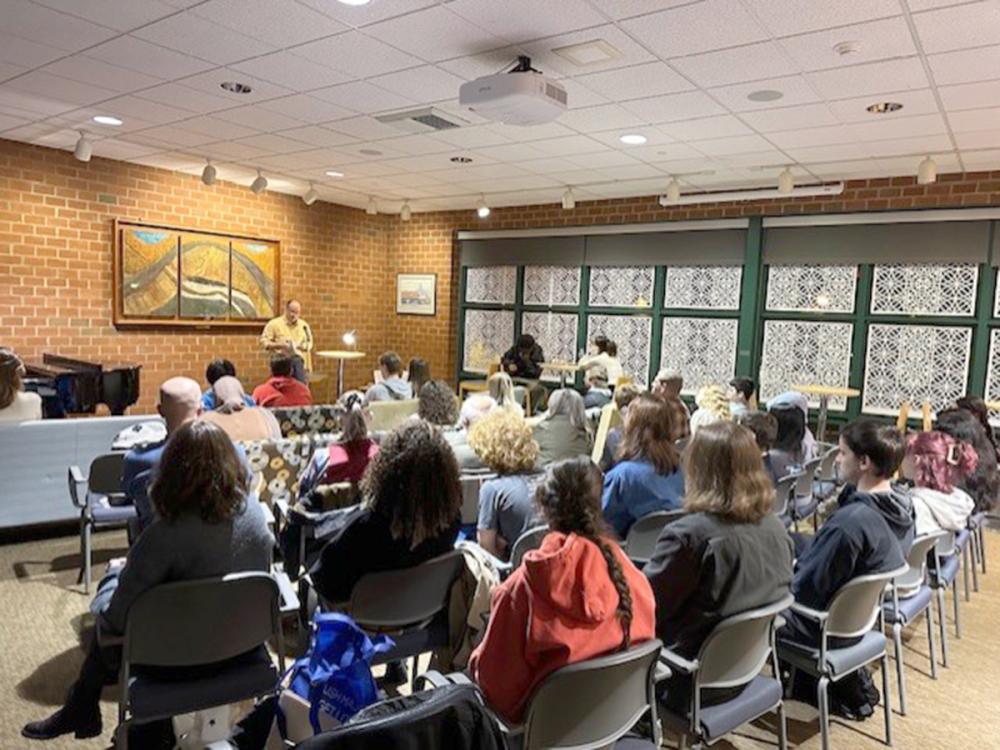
[269,404,343,438]
[241,432,339,508]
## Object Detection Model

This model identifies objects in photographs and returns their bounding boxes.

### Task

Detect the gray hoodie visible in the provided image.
[365,376,413,402]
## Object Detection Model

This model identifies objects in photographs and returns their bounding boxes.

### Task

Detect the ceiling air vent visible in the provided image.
[375,107,468,134]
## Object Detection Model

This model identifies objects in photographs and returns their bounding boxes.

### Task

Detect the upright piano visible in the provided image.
[23,354,141,417]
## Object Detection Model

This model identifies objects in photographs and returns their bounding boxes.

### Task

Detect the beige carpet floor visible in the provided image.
[2,528,999,749]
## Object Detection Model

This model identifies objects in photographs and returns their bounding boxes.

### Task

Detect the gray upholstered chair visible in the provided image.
[68,451,130,593]
[773,474,798,526]
[625,510,686,566]
[508,524,549,571]
[791,456,824,531]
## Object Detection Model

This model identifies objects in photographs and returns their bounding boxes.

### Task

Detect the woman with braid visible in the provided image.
[470,456,655,723]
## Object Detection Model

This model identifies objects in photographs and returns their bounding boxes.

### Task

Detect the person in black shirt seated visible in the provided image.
[309,419,462,604]
[501,334,544,380]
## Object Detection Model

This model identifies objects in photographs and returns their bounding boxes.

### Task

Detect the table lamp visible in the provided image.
[342,330,357,349]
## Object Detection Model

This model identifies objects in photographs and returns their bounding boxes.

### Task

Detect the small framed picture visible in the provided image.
[396,273,437,316]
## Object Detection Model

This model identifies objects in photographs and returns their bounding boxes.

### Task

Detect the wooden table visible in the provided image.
[543,361,583,388]
[316,350,366,401]
[792,384,861,443]
[459,379,489,397]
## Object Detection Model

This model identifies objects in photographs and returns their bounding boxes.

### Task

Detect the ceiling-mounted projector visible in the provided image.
[459,56,568,126]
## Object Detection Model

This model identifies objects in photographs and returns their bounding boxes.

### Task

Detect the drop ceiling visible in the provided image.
[1,0,999,213]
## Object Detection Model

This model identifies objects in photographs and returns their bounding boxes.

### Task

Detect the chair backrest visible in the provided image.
[460,473,496,525]
[935,529,959,558]
[895,401,911,432]
[311,481,358,511]
[697,595,794,689]
[817,445,839,482]
[625,510,685,563]
[349,550,465,629]
[793,456,823,497]
[590,402,622,465]
[368,399,419,432]
[88,452,126,496]
[826,566,908,638]
[510,525,549,569]
[773,474,797,516]
[123,572,280,667]
[896,532,946,594]
[522,639,662,750]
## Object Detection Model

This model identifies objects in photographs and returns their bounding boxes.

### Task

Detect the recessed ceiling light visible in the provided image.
[747,89,783,102]
[619,133,647,145]
[867,101,903,114]
[450,156,473,164]
[325,170,344,178]
[359,148,382,156]
[337,0,371,5]
[833,40,861,56]
[220,81,252,94]
[92,115,123,126]
[552,39,622,67]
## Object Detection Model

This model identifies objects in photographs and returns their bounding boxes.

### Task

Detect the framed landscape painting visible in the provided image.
[397,273,436,316]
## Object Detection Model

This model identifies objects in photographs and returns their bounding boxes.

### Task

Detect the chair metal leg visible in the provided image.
[963,544,971,602]
[952,578,962,639]
[881,653,893,746]
[817,675,830,750]
[83,521,93,594]
[971,533,981,593]
[892,623,906,716]
[936,587,950,667]
[777,700,788,750]
[926,601,938,680]
[979,524,987,574]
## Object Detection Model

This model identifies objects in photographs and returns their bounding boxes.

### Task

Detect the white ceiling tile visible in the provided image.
[709,75,821,111]
[928,45,1000,86]
[458,174,562,192]
[906,0,972,9]
[448,0,606,42]
[371,134,454,156]
[575,62,694,101]
[31,126,89,149]
[491,121,578,141]
[133,83,232,115]
[0,63,29,83]
[519,25,657,77]
[939,81,1000,112]
[806,58,929,100]
[310,81,416,114]
[620,90,727,123]
[778,17,917,72]
[805,158,881,177]
[784,142,876,162]
[620,0,769,58]
[364,6,506,63]
[863,133,953,157]
[430,163,532,182]
[295,0,437,27]
[768,124,858,149]
[954,130,1000,151]
[4,70,119,107]
[717,150,789,168]
[41,56,164,94]
[588,127,674,148]
[598,162,666,180]
[253,147,356,170]
[213,105,306,132]
[132,125,216,147]
[658,115,753,141]
[849,113,947,141]
[32,0,179,32]
[739,103,839,132]
[875,152,960,173]
[4,0,117,52]
[368,66,467,103]
[742,0,901,36]
[553,104,646,132]
[387,170,455,188]
[428,124,513,149]
[293,31,424,78]
[96,94,191,124]
[473,142,550,162]
[231,52,353,91]
[960,148,1000,169]
[130,150,204,171]
[192,0,347,47]
[274,125,358,148]
[85,36,215,79]
[133,12,278,65]
[624,142,705,163]
[692,133,775,156]
[0,112,32,132]
[827,89,940,122]
[256,95,354,124]
[436,47,522,81]
[565,150,645,169]
[175,69,293,104]
[670,42,798,88]
[324,115,408,140]
[913,1,1000,54]
[0,87,76,116]
[88,138,165,159]
[558,79,611,110]
[0,31,68,68]
[948,107,1000,133]
[335,159,410,177]
[588,0,698,21]
[528,135,607,156]
[518,156,584,174]
[232,132,313,153]
[173,115,259,140]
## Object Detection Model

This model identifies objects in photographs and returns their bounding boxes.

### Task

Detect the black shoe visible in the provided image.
[382,660,409,687]
[22,706,102,740]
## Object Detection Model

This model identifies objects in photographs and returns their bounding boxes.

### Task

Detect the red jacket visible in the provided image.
[252,376,312,408]
[469,531,656,724]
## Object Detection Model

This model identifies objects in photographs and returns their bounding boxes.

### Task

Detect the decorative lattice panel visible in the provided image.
[588,266,655,308]
[986,329,1000,425]
[465,266,517,304]
[765,265,857,313]
[862,324,971,415]
[660,317,739,395]
[759,320,854,409]
[521,312,579,382]
[871,263,978,316]
[995,271,1000,317]
[462,309,514,373]
[586,314,652,386]
[664,265,742,310]
[523,265,581,307]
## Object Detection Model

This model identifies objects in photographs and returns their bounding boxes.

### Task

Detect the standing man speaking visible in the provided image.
[260,299,313,383]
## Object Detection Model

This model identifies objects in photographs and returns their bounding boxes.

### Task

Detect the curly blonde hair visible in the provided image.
[695,384,731,421]
[468,409,539,474]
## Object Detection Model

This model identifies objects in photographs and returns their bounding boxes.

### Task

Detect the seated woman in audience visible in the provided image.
[651,368,692,442]
[365,351,413,402]
[955,395,1000,461]
[902,430,976,536]
[767,391,818,467]
[736,410,781,485]
[201,358,254,411]
[599,383,642,472]
[23,420,273,742]
[487,371,524,417]
[532,388,592,465]
[577,334,624,386]
[582,364,613,409]
[408,357,431,396]
[202,376,281,441]
[689,384,731,436]
[418,379,459,428]
[0,347,42,422]
[309,420,462,603]
[781,419,913,719]
[467,410,542,560]
[252,354,313,408]
[935,407,999,512]
[602,393,685,538]
[645,421,794,711]
[297,392,379,501]
[469,456,655,724]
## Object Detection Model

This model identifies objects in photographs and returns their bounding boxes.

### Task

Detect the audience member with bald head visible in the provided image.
[202,375,281,442]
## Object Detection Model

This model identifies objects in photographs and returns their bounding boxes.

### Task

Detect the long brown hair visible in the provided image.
[534,457,633,651]
[0,348,25,410]
[616,393,680,475]
[684,421,774,523]
[362,419,461,548]
[150,420,249,523]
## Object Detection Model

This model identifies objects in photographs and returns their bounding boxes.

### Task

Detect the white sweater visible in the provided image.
[0,391,42,422]
[911,486,974,537]
[577,352,624,384]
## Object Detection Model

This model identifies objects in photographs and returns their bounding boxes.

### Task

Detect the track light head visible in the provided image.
[201,160,217,186]
[477,194,490,219]
[400,201,412,221]
[366,196,377,215]
[302,184,319,206]
[917,155,937,185]
[250,169,267,195]
[73,132,92,163]
[562,187,575,210]
[777,167,794,194]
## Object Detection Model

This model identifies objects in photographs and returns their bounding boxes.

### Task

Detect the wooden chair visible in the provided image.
[591,402,623,465]
[895,401,911,433]
[921,401,933,432]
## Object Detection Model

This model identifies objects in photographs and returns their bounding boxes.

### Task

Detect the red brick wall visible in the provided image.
[0,137,391,413]
[387,171,1000,382]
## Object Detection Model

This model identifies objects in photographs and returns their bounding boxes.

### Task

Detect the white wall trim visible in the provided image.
[763,208,1000,228]
[456,218,748,240]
